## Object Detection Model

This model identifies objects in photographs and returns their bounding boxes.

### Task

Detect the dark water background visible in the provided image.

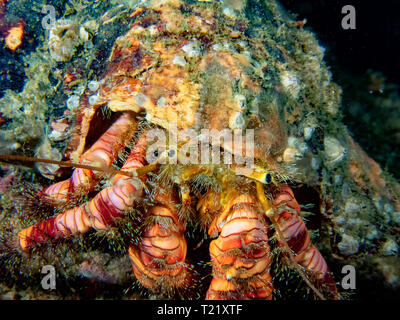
[280,0,400,179]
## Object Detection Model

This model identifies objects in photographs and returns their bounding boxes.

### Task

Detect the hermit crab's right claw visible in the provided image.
[42,112,138,204]
[16,136,147,252]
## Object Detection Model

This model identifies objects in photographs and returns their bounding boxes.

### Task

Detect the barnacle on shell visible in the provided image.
[48,19,89,62]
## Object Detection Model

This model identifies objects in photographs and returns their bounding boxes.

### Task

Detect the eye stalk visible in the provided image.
[234,164,274,184]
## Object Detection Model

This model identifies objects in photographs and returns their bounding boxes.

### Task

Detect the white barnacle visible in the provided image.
[283,136,308,163]
[238,40,247,49]
[48,130,64,142]
[366,225,378,240]
[35,138,62,180]
[212,43,222,51]
[182,40,200,57]
[234,94,246,110]
[132,25,145,34]
[381,239,399,256]
[311,157,320,170]
[333,216,346,226]
[79,26,89,42]
[172,55,186,67]
[282,148,302,163]
[157,97,167,108]
[148,25,158,36]
[344,199,361,215]
[67,95,80,111]
[229,111,245,130]
[223,7,236,19]
[338,234,359,256]
[391,212,400,225]
[88,94,99,105]
[324,136,346,164]
[303,126,314,140]
[222,41,232,51]
[88,80,100,92]
[135,92,149,107]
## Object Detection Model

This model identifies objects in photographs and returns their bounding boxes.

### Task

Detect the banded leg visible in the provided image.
[273,185,337,299]
[207,194,273,300]
[42,112,138,203]
[17,137,147,251]
[128,190,191,293]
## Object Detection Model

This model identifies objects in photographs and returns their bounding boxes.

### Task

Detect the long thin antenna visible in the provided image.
[0,154,132,177]
[0,154,161,179]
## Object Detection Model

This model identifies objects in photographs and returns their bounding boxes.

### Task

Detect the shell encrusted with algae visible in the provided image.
[64,0,400,290]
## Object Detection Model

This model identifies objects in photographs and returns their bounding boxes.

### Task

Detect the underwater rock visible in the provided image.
[381,239,399,256]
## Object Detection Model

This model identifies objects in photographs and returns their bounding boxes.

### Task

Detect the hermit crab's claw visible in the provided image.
[42,112,138,204]
[205,192,273,300]
[15,134,148,252]
[128,189,193,296]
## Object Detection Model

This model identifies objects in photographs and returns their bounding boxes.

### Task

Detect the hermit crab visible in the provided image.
[2,0,399,300]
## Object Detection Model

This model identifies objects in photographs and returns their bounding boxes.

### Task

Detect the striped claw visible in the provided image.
[16,135,146,251]
[128,190,192,292]
[206,193,273,300]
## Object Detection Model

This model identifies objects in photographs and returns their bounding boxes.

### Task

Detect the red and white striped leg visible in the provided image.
[206,194,273,300]
[17,136,147,251]
[128,190,191,293]
[273,185,338,299]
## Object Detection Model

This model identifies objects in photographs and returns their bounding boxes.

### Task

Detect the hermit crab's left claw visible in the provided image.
[16,137,148,252]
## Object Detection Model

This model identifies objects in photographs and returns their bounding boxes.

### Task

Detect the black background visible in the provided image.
[279,0,400,86]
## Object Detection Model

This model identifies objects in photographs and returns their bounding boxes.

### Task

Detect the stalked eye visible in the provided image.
[168,149,175,158]
[265,173,272,184]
